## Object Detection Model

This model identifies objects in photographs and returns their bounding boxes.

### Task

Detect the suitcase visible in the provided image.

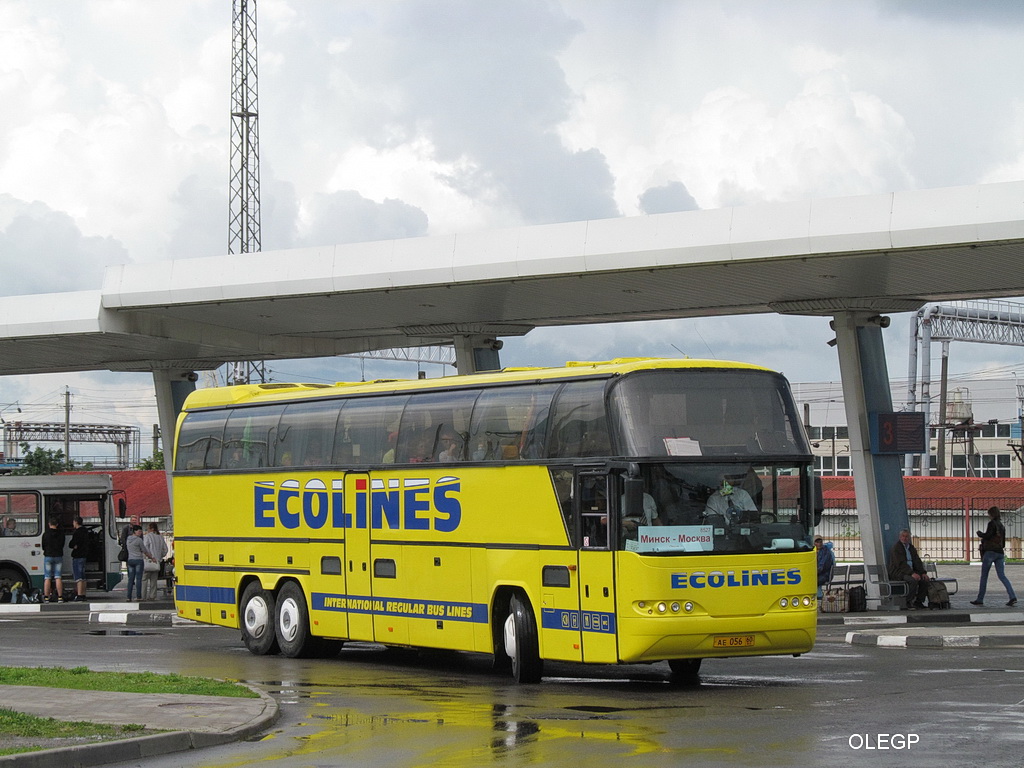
[927,580,950,610]
[848,585,867,612]
[820,587,848,613]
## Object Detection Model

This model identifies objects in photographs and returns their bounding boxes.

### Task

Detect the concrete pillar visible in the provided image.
[833,311,909,609]
[152,368,198,515]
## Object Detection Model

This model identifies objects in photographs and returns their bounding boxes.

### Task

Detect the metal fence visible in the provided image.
[816,497,1024,563]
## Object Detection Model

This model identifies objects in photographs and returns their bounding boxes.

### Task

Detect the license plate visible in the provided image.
[713,634,755,648]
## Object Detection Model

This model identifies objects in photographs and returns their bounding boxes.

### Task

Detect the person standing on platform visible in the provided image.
[141,522,169,601]
[68,515,91,602]
[41,516,65,603]
[125,525,155,602]
[971,506,1017,607]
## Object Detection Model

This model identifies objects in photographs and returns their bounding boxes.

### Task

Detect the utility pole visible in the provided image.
[63,386,71,461]
[227,0,266,385]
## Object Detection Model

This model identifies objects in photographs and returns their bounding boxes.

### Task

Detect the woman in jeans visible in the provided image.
[124,525,155,602]
[971,506,1018,607]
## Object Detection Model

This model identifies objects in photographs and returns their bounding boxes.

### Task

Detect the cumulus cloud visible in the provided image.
[0,195,127,296]
[297,190,428,247]
[307,0,619,226]
[638,181,699,215]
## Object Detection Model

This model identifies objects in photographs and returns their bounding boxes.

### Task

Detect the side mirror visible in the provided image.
[812,476,823,526]
[118,498,127,518]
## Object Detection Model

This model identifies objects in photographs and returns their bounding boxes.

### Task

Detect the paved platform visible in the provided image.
[0,683,278,768]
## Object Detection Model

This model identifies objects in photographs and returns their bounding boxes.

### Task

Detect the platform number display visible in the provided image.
[869,412,927,454]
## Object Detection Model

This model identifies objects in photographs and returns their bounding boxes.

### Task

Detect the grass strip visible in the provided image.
[0,707,147,756]
[0,666,257,698]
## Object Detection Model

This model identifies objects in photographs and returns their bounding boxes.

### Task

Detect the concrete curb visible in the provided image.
[846,629,1024,648]
[0,685,278,768]
[88,610,175,626]
[819,610,1024,627]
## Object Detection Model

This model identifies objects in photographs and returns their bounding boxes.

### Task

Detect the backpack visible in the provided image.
[927,580,950,609]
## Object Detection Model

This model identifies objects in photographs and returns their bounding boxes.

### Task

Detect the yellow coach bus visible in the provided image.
[172,358,819,683]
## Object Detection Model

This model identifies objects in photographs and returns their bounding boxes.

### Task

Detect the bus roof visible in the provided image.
[181,357,778,411]
[0,474,114,493]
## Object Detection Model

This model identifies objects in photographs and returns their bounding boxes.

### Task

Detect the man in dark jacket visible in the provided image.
[41,516,65,603]
[888,528,929,609]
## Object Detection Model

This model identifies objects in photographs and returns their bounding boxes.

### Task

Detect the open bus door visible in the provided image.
[576,470,618,664]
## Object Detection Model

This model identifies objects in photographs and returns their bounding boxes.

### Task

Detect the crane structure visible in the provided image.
[906,299,1024,475]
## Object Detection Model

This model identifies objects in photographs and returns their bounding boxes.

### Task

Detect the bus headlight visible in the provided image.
[683,602,694,613]
[657,602,667,614]
[780,598,789,608]
[670,602,680,613]
[802,596,812,607]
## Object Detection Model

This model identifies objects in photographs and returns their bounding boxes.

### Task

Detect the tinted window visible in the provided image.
[335,396,408,465]
[469,384,558,461]
[547,380,611,458]
[175,410,228,470]
[222,405,286,469]
[609,369,808,458]
[396,390,478,463]
[277,400,342,467]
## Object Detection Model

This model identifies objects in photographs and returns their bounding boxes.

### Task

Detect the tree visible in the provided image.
[11,442,75,475]
[136,451,165,471]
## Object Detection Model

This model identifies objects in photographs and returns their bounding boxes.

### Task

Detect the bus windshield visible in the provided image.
[621,461,812,555]
[609,369,809,458]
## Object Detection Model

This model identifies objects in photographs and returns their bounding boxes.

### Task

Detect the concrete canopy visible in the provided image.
[1,180,1023,375]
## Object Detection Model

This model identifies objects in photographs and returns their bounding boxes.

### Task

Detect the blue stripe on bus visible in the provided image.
[175,585,236,605]
[541,608,616,634]
[311,592,488,624]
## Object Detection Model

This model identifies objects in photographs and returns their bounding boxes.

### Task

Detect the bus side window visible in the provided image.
[334,396,408,465]
[175,410,227,470]
[547,380,610,459]
[1,493,40,537]
[277,400,342,467]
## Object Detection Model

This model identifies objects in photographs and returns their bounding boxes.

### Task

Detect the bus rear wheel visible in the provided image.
[503,593,543,684]
[240,581,279,656]
[276,581,317,659]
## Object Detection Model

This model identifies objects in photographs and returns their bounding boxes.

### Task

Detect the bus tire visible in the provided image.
[314,638,344,658]
[668,658,702,685]
[240,581,279,656]
[276,581,317,659]
[0,566,27,588]
[503,593,543,684]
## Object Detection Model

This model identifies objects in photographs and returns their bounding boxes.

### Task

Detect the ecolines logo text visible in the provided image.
[671,568,801,589]
[254,476,461,532]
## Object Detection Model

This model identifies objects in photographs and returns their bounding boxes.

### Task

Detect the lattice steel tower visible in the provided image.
[228,0,266,384]
[228,0,260,255]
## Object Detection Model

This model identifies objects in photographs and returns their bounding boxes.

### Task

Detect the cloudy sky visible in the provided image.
[2,0,1024,455]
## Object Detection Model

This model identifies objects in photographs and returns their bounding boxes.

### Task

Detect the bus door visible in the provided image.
[576,471,618,664]
[344,472,374,641]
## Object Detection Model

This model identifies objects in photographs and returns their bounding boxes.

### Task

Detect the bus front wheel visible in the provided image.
[240,582,279,656]
[503,593,543,684]
[276,581,316,659]
[668,658,702,685]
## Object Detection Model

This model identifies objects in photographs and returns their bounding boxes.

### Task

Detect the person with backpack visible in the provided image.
[970,506,1017,608]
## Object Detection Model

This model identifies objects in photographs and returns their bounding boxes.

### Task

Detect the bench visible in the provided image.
[829,563,908,606]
